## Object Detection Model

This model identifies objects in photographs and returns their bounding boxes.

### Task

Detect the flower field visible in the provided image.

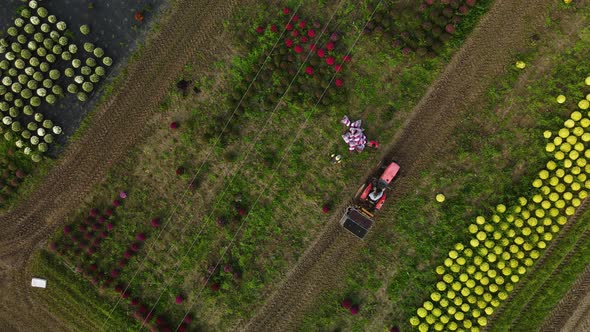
[366,0,480,56]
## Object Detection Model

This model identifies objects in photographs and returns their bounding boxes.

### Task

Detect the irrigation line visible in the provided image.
[137,2,351,329]
[99,4,304,328]
[173,3,383,331]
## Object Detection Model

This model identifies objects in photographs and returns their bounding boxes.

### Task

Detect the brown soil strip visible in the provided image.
[242,0,558,330]
[0,0,246,329]
[539,232,590,332]
[539,251,590,332]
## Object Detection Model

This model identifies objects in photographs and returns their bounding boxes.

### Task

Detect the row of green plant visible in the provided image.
[412,100,590,329]
[488,208,590,331]
[366,0,484,56]
[0,2,113,161]
[484,16,590,331]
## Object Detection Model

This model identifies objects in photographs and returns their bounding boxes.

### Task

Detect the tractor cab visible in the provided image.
[359,162,400,210]
[367,178,387,202]
[340,161,400,239]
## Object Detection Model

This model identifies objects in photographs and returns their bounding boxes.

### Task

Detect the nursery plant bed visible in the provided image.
[1,0,167,153]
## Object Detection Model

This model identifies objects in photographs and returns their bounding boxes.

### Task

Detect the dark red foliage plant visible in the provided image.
[237,207,247,216]
[341,298,352,309]
[155,315,166,326]
[124,250,134,259]
[130,242,141,252]
[151,217,161,228]
[134,11,144,22]
[63,225,72,234]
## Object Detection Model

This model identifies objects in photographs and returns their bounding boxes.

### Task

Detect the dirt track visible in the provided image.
[539,225,590,332]
[242,0,559,330]
[540,250,590,332]
[0,0,245,330]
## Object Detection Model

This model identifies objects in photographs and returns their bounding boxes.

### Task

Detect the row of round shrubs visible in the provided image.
[365,0,478,56]
[51,193,193,330]
[0,1,113,160]
[411,77,590,331]
[229,7,348,116]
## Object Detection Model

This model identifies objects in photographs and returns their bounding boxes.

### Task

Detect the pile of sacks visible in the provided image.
[341,115,366,152]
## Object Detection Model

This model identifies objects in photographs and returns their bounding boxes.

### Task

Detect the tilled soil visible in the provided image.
[540,255,590,332]
[539,228,590,332]
[242,0,559,330]
[0,0,245,330]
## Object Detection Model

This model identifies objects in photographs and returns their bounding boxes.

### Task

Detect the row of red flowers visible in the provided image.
[366,0,478,56]
[50,193,192,331]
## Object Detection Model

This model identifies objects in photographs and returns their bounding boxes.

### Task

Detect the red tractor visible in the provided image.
[339,161,400,239]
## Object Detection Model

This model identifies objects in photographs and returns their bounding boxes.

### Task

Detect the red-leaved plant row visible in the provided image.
[228,6,351,116]
[365,0,478,56]
[49,195,192,331]
[0,152,28,205]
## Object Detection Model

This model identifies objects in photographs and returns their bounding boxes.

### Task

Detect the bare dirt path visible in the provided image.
[538,220,590,332]
[242,0,559,330]
[0,0,247,330]
[540,255,590,332]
